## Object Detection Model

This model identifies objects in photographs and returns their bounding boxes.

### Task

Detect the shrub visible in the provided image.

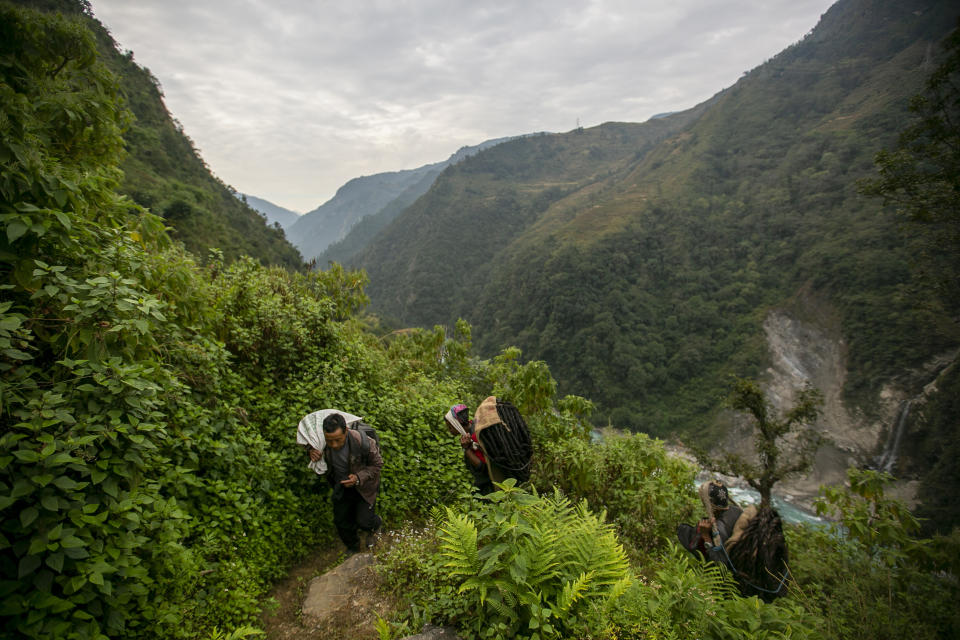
[533,431,698,556]
[599,546,818,640]
[436,482,631,640]
[783,469,960,639]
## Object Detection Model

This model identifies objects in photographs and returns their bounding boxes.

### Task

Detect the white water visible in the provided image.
[693,472,830,527]
[874,400,912,474]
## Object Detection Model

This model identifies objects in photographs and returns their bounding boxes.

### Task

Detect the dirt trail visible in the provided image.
[259,544,397,640]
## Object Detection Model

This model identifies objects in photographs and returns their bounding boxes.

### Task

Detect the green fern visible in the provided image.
[435,485,630,639]
[438,509,479,576]
[205,627,264,640]
[555,570,593,614]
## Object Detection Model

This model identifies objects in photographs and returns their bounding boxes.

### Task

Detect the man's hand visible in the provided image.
[309,447,322,462]
[340,473,359,487]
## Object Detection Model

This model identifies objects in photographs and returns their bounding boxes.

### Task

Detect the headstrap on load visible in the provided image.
[474,397,533,483]
[700,479,732,518]
[306,409,363,429]
[444,404,469,436]
[473,396,501,434]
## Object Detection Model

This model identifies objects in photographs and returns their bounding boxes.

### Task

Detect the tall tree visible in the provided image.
[700,378,822,509]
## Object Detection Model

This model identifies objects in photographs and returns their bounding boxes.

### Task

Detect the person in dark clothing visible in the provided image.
[677,479,789,602]
[444,403,494,495]
[681,480,748,556]
[308,413,383,552]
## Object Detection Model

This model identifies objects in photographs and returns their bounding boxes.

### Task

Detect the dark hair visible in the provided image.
[322,413,347,434]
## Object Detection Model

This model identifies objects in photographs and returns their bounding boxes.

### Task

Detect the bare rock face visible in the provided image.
[717,306,957,509]
[720,307,903,508]
[301,552,375,619]
[759,311,874,504]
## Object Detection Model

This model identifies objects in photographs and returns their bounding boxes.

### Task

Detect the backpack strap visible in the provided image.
[356,427,371,462]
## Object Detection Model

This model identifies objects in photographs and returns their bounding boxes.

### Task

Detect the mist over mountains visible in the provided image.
[284,136,518,263]
[240,194,301,229]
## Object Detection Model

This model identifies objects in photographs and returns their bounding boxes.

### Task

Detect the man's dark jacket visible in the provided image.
[322,429,383,504]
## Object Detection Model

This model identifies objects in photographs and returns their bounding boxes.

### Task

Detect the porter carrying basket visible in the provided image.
[473,396,533,483]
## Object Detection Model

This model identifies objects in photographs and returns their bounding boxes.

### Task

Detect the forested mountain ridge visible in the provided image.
[352,0,960,447]
[356,109,711,320]
[15,0,304,268]
[3,3,959,639]
[288,136,515,263]
[241,193,301,229]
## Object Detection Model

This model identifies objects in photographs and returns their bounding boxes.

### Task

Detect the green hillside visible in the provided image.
[15,0,304,268]
[357,111,710,323]
[2,4,958,638]
[354,0,960,441]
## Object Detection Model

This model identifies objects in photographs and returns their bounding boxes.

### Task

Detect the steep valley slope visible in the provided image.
[347,0,960,522]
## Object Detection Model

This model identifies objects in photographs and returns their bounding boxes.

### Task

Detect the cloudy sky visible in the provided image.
[90,0,836,213]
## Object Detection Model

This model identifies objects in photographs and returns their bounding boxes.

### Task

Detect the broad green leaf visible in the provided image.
[53,211,71,230]
[6,221,28,243]
[20,507,39,527]
[59,536,85,549]
[13,449,39,462]
[52,476,79,490]
[41,495,59,512]
[18,554,41,578]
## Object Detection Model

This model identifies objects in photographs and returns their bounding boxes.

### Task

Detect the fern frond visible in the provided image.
[603,576,633,611]
[491,577,521,607]
[555,571,594,614]
[484,591,518,622]
[438,510,480,576]
[477,541,511,577]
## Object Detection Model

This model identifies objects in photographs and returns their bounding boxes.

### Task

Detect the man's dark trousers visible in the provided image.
[332,486,382,550]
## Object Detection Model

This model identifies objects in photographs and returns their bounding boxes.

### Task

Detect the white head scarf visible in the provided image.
[296,409,363,475]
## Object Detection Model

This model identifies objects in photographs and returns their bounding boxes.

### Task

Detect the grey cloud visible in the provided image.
[91,0,835,211]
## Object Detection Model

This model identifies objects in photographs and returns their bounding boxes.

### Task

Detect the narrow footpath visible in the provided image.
[259,547,390,640]
[259,544,459,640]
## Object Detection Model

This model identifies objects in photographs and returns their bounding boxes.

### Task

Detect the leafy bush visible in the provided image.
[437,482,631,640]
[377,488,819,640]
[534,431,698,555]
[0,6,500,637]
[382,483,631,640]
[782,469,960,640]
[598,547,818,640]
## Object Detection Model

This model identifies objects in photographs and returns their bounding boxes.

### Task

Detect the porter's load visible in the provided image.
[472,396,533,484]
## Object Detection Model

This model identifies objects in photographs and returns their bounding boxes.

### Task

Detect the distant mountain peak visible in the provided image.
[238,193,301,229]
[286,136,517,262]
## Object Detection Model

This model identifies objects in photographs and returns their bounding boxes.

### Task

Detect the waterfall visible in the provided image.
[875,400,912,474]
